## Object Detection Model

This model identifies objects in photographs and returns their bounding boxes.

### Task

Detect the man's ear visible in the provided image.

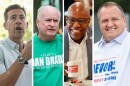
[123,17,127,26]
[65,16,69,23]
[26,22,28,29]
[3,22,8,30]
[36,19,39,28]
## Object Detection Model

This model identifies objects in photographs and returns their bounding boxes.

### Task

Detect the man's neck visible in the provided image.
[9,37,24,52]
[71,36,85,44]
[38,34,56,42]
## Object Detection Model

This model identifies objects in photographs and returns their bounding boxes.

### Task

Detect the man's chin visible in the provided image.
[15,34,24,38]
[48,32,57,36]
[71,35,84,42]
[13,36,23,40]
[48,34,56,38]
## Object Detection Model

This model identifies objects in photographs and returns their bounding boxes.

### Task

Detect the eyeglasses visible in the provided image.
[66,16,90,25]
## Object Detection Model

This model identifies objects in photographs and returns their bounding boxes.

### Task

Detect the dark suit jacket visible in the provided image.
[64,26,92,81]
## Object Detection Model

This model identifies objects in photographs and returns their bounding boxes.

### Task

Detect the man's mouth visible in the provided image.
[106,28,116,31]
[48,28,55,31]
[16,27,22,30]
[71,29,82,33]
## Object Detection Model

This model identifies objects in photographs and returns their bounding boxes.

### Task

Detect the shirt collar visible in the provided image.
[98,28,128,47]
[5,38,19,50]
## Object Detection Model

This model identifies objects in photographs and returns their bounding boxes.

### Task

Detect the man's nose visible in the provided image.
[15,18,22,24]
[50,20,55,27]
[73,21,80,28]
[106,21,114,27]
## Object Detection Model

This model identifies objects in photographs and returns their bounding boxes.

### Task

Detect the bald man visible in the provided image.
[64,2,92,81]
[33,6,63,86]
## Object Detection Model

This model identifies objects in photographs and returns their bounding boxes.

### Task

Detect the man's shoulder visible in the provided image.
[94,41,100,45]
[33,33,38,39]
[0,39,8,56]
[94,41,100,48]
[126,32,130,38]
[124,32,130,44]
[0,39,7,48]
[33,33,39,43]
[56,34,63,39]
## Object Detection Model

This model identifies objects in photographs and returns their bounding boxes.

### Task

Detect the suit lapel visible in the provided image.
[86,27,92,80]
[64,26,69,63]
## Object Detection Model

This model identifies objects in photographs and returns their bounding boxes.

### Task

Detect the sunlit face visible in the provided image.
[66,6,90,42]
[37,8,60,40]
[4,9,28,40]
[99,6,126,42]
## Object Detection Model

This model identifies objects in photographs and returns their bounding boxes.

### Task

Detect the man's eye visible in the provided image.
[112,18,118,21]
[102,20,108,23]
[20,16,25,20]
[53,19,59,22]
[70,18,75,22]
[78,19,86,23]
[10,16,16,20]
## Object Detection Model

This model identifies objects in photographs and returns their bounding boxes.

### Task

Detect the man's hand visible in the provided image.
[21,40,32,60]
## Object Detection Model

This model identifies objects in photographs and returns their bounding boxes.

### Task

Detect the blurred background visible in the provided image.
[94,0,130,43]
[0,0,32,41]
[33,0,63,34]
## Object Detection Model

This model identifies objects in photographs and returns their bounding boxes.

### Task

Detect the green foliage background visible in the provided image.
[0,0,32,41]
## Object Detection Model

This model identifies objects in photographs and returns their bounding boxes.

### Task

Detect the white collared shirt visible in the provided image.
[0,38,32,86]
[93,29,130,86]
[69,34,88,80]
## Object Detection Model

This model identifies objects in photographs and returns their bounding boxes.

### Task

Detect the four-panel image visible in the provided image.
[0,0,130,86]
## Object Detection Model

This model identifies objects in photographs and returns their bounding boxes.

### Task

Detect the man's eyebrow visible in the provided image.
[10,14,25,16]
[19,14,25,17]
[10,14,17,17]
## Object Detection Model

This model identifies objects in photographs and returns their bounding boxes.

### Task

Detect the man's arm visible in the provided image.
[0,40,32,86]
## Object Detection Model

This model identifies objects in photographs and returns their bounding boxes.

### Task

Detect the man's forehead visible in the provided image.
[44,17,59,19]
[7,9,25,16]
[40,11,60,19]
[68,2,86,11]
[100,6,123,16]
[67,4,89,17]
[67,9,89,19]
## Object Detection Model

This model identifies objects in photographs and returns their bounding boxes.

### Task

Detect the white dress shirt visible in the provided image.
[69,34,88,81]
[93,29,130,86]
[0,38,32,86]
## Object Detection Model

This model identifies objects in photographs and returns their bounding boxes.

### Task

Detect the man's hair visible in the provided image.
[4,4,26,21]
[37,5,61,21]
[97,2,125,19]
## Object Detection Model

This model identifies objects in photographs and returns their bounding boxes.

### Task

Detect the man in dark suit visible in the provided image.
[64,2,92,81]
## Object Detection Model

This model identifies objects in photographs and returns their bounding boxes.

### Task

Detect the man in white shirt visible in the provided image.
[0,4,32,86]
[93,2,130,86]
[64,2,92,81]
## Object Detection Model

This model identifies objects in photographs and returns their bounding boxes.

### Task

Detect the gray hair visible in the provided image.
[37,5,61,21]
